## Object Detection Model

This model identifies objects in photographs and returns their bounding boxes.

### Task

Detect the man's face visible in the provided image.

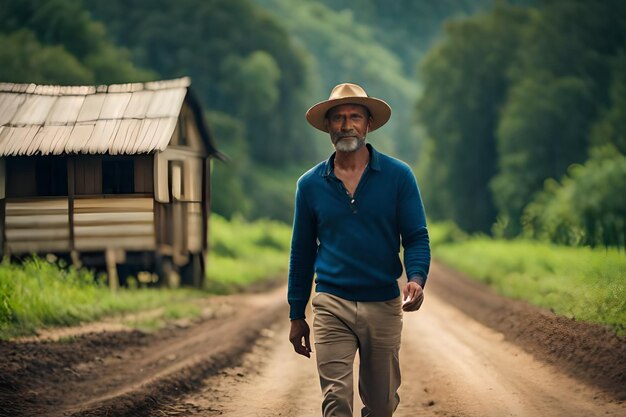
[325,104,371,153]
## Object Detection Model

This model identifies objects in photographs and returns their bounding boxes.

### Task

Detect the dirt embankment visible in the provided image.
[0,262,624,416]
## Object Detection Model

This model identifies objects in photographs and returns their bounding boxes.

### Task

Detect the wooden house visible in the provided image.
[0,77,222,287]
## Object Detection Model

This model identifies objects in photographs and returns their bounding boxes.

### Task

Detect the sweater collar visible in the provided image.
[322,143,381,177]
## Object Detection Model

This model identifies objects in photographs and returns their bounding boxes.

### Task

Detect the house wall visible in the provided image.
[4,197,156,254]
[74,197,155,251]
[2,154,156,255]
[5,198,71,253]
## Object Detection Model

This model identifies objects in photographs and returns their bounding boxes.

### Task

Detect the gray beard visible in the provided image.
[333,135,366,152]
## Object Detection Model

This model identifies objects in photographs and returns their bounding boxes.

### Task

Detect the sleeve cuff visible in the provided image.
[408,274,426,288]
[289,300,308,320]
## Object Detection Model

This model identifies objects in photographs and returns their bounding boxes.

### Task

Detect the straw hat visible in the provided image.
[305,83,392,132]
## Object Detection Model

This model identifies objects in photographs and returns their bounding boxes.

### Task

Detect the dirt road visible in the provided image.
[170,287,624,417]
[1,262,624,416]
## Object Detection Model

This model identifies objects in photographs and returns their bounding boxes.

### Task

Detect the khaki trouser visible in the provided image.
[312,292,403,417]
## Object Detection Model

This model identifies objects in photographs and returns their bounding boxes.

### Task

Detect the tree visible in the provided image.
[590,52,626,155]
[0,0,154,84]
[491,0,626,236]
[416,4,530,233]
[491,75,594,236]
[0,29,94,84]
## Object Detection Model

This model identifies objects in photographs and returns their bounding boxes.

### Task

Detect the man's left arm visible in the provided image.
[397,167,431,312]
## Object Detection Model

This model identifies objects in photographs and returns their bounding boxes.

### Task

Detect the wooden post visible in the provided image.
[105,248,119,292]
[201,158,210,281]
[202,158,210,252]
[67,157,75,251]
[70,250,81,269]
[0,158,6,258]
[0,200,5,259]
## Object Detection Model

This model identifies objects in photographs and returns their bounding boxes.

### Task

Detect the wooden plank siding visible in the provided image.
[73,197,155,251]
[4,197,157,253]
[5,198,70,253]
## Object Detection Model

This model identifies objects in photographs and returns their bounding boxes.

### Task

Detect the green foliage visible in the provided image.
[221,51,282,117]
[521,177,581,245]
[417,4,530,232]
[590,52,626,155]
[207,214,291,292]
[523,146,626,248]
[0,0,155,84]
[0,29,94,84]
[492,75,595,236]
[207,111,253,219]
[316,0,498,73]
[512,0,626,92]
[246,166,299,223]
[0,257,203,339]
[491,0,626,236]
[433,233,626,333]
[208,111,301,222]
[417,0,626,241]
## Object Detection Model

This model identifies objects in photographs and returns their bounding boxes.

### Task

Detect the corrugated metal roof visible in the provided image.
[0,77,191,156]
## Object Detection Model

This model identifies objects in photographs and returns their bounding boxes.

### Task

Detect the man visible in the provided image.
[288,83,431,417]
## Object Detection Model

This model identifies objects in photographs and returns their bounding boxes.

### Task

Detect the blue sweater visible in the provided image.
[288,144,431,320]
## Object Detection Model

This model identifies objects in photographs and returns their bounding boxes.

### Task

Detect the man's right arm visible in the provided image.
[288,183,317,319]
[287,183,317,356]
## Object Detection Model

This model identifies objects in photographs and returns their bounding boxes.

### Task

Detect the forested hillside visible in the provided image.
[1,0,623,247]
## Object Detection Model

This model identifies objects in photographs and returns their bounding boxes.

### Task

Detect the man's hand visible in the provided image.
[402,281,424,312]
[289,318,312,358]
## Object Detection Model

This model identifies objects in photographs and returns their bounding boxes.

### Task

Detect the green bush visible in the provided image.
[523,146,626,248]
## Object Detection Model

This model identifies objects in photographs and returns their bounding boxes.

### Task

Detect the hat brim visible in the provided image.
[305,96,391,133]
